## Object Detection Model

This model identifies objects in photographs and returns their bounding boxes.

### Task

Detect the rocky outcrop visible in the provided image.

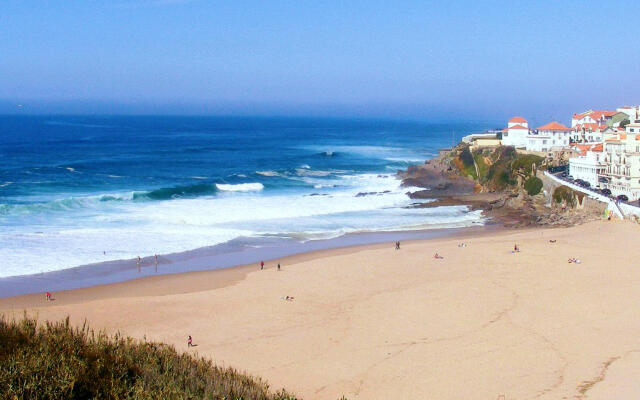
[398,153,600,229]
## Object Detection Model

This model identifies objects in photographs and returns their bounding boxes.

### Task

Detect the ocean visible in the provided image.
[0,116,495,279]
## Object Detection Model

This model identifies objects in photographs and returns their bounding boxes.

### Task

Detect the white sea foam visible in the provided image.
[216,183,264,192]
[0,173,484,278]
[256,170,281,177]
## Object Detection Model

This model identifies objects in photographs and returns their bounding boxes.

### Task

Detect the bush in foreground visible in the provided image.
[0,316,301,400]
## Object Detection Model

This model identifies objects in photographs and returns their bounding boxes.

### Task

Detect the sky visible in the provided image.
[1,0,639,122]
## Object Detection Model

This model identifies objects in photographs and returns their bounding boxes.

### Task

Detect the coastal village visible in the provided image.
[458,105,640,219]
[467,105,640,198]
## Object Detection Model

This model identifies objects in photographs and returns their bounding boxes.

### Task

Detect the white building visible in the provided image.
[602,119,640,200]
[526,134,552,152]
[571,124,619,143]
[617,106,639,121]
[571,110,620,128]
[501,116,529,148]
[569,143,605,188]
[535,121,571,149]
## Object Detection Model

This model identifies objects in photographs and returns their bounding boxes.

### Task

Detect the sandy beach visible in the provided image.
[2,220,640,399]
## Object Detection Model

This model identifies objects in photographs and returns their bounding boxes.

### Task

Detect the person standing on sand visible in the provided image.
[395,241,400,250]
[277,263,281,271]
[45,292,52,301]
[260,261,264,270]
[188,335,193,347]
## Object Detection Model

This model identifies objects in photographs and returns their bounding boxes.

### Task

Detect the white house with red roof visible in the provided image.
[569,143,605,188]
[501,116,530,148]
[571,109,625,128]
[526,121,571,152]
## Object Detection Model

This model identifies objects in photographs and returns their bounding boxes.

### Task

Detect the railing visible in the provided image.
[544,171,624,219]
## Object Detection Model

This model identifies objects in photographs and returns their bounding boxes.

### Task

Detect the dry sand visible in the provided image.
[2,220,640,399]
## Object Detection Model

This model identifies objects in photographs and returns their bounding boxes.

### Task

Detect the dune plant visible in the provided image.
[0,316,304,400]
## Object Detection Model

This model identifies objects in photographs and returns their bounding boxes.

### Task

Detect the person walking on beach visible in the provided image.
[260,261,264,270]
[45,292,52,301]
[188,335,193,347]
[277,263,281,271]
[395,241,400,250]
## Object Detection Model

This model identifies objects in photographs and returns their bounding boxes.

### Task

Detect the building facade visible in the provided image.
[535,121,571,149]
[501,116,529,148]
[601,120,640,200]
[569,144,604,188]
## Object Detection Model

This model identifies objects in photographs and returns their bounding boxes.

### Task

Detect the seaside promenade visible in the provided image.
[2,220,640,399]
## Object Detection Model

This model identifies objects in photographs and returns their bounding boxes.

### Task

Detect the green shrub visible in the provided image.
[511,154,544,177]
[524,177,543,196]
[552,185,575,207]
[0,316,303,400]
[459,146,473,166]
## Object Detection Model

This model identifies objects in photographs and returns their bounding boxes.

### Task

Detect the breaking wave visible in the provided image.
[216,183,264,192]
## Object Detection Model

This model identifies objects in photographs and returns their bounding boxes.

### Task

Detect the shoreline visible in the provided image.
[0,222,497,300]
[3,220,639,399]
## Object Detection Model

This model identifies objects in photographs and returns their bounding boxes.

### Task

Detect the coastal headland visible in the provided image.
[399,145,603,228]
[3,220,640,399]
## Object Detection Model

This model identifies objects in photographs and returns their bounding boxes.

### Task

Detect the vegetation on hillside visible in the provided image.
[524,177,543,196]
[0,316,314,400]
[552,185,578,207]
[452,144,544,191]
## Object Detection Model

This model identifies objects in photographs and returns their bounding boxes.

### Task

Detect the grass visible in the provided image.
[0,315,311,400]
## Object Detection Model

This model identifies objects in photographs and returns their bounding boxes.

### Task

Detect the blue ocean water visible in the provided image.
[0,116,494,278]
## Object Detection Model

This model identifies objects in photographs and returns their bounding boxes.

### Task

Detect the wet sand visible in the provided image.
[2,220,640,399]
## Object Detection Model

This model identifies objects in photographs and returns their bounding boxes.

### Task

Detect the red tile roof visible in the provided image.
[508,124,528,130]
[572,111,593,120]
[508,116,527,123]
[537,121,571,131]
[590,110,618,120]
[572,110,617,121]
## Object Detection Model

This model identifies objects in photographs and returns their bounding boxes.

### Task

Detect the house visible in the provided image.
[601,116,640,200]
[571,123,615,143]
[617,106,639,122]
[501,116,529,148]
[569,143,605,188]
[526,133,552,153]
[534,121,571,149]
[571,110,622,127]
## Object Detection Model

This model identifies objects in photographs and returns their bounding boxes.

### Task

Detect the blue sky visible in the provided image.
[1,0,639,121]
